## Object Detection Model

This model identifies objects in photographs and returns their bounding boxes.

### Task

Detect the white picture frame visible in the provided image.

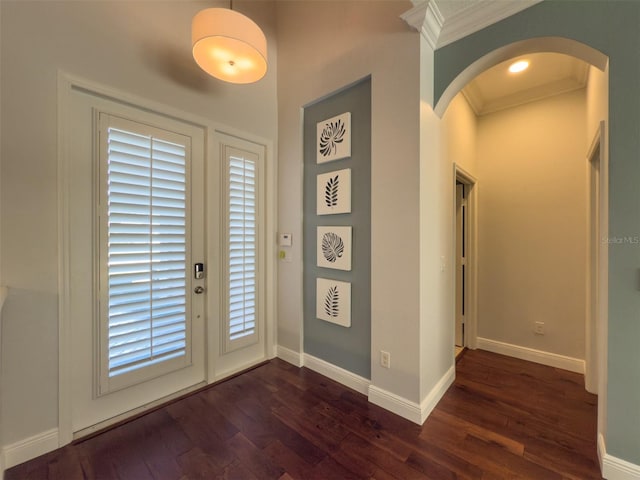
[317,226,352,271]
[316,278,351,327]
[317,112,351,163]
[317,168,351,215]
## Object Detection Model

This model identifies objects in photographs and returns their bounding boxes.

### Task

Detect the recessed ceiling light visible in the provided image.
[508,60,529,73]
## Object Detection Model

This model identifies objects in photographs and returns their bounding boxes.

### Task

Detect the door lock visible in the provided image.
[194,286,205,294]
[194,263,205,279]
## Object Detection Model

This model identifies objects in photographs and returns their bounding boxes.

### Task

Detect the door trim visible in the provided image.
[57,72,277,447]
[585,120,608,409]
[453,164,478,350]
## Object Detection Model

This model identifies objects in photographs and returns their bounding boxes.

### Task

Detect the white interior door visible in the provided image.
[66,86,206,436]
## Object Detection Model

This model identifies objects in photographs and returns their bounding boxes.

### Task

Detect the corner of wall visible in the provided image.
[599,434,640,480]
[419,364,455,423]
[275,345,304,368]
[368,385,424,425]
[2,428,59,472]
[369,364,454,426]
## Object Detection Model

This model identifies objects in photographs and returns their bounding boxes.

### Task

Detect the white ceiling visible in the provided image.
[461,52,590,116]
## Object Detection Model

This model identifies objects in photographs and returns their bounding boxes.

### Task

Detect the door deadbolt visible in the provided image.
[194,263,205,279]
[194,286,205,294]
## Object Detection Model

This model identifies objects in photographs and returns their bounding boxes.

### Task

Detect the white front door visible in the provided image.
[66,87,206,436]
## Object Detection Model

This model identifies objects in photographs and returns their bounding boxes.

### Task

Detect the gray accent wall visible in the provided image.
[303,78,371,379]
[433,1,640,465]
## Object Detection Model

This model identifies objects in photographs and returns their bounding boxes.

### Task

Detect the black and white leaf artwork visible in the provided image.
[319,119,346,157]
[325,175,339,207]
[316,277,350,326]
[324,285,340,318]
[322,232,344,263]
[316,169,350,215]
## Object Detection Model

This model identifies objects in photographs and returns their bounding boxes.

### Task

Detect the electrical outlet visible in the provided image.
[534,321,545,335]
[380,350,391,368]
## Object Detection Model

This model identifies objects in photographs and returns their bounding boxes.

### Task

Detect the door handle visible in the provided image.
[194,286,205,294]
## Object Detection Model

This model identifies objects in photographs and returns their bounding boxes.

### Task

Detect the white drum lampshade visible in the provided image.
[192,8,268,84]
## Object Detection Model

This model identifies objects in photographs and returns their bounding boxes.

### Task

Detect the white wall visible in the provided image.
[418,87,478,406]
[476,89,587,359]
[276,1,424,402]
[418,38,455,405]
[0,0,278,447]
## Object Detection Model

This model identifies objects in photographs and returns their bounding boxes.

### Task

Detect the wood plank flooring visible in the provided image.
[6,349,602,479]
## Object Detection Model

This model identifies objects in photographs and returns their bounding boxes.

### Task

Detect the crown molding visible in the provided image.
[400,1,443,49]
[400,1,428,32]
[402,0,543,50]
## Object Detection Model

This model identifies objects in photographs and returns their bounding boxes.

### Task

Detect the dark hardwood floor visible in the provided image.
[6,349,602,479]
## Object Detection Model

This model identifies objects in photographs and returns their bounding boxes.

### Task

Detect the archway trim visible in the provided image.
[434,36,608,117]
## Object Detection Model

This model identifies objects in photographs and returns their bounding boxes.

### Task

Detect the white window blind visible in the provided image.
[227,155,257,344]
[106,125,188,378]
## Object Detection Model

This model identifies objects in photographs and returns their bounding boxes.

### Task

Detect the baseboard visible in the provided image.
[368,385,423,424]
[2,428,59,471]
[280,348,445,425]
[476,337,585,374]
[369,366,455,426]
[599,434,640,479]
[302,353,370,395]
[599,433,606,471]
[276,345,304,367]
[419,365,455,422]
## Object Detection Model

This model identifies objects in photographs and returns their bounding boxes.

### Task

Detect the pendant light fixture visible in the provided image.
[192,3,268,84]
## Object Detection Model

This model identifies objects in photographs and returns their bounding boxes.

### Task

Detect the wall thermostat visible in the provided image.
[279,233,292,247]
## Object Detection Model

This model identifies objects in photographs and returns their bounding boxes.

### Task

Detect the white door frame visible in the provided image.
[207,131,277,382]
[585,120,608,403]
[453,164,478,351]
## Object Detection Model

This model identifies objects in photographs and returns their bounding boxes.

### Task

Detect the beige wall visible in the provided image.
[442,94,478,177]
[0,0,278,446]
[476,89,587,359]
[587,64,609,143]
[276,1,423,401]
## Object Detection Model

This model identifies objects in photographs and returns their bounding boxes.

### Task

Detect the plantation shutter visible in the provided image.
[226,151,259,350]
[101,115,192,388]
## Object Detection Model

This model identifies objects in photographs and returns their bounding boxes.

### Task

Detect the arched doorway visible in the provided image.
[434,35,609,460]
[434,37,608,115]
